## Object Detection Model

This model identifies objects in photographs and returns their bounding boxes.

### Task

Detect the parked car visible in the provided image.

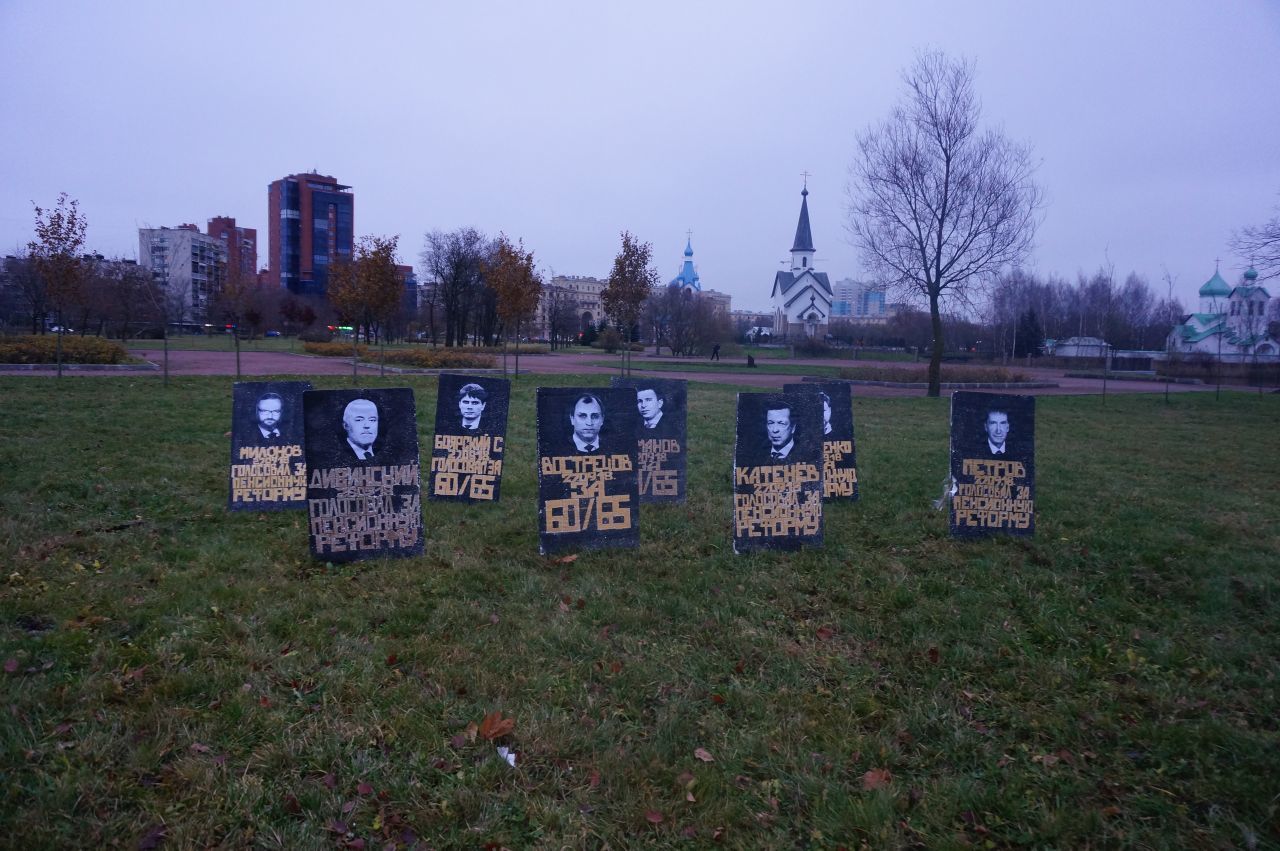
[265,330,282,337]
[49,325,74,333]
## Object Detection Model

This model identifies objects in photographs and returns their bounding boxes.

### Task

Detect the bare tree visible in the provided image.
[541,281,578,350]
[602,231,658,375]
[846,51,1042,396]
[1231,197,1280,281]
[28,193,89,377]
[420,228,489,347]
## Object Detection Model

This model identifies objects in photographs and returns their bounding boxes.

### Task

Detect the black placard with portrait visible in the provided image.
[302,388,424,562]
[609,376,687,504]
[228,380,312,512]
[535,387,640,554]
[949,391,1036,538]
[429,374,510,503]
[783,381,859,502]
[732,392,824,553]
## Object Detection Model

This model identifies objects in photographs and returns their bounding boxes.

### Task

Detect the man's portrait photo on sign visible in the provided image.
[610,377,687,503]
[535,386,640,554]
[949,391,1036,539]
[430,374,510,503]
[783,382,859,501]
[228,380,311,512]
[302,388,423,562]
[732,392,824,553]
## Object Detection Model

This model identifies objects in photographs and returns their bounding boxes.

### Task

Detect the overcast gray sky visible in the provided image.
[2,0,1278,311]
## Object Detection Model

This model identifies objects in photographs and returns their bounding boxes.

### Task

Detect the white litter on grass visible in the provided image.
[496,746,517,767]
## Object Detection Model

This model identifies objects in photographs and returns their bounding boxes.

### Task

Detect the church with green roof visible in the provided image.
[1167,265,1277,359]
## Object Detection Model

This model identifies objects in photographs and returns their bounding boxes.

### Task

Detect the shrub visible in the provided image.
[379,349,496,369]
[793,338,832,357]
[304,341,369,357]
[0,334,130,364]
[299,326,333,343]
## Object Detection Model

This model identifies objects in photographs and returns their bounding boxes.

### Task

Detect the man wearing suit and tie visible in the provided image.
[569,394,605,453]
[252,393,286,443]
[343,398,380,460]
[765,403,796,462]
[983,408,1011,456]
[636,386,665,432]
[458,383,487,431]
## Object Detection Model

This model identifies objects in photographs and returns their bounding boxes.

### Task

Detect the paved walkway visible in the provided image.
[0,347,1223,397]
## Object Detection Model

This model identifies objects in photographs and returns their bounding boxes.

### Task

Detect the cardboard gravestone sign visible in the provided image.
[535,387,640,554]
[429,374,510,503]
[732,392,824,553]
[949,391,1036,538]
[783,381,859,501]
[228,380,312,511]
[609,377,687,503]
[302,388,424,562]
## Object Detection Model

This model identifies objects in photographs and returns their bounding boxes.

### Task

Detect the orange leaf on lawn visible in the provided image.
[861,768,892,790]
[478,709,515,741]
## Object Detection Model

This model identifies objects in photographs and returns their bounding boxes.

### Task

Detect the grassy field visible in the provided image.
[1,377,1277,849]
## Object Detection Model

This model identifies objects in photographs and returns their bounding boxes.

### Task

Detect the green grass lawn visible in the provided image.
[1,378,1277,848]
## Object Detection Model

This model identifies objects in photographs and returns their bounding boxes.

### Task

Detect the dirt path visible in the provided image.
[0,348,1223,397]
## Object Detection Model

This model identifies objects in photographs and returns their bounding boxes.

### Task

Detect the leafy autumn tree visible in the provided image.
[485,233,542,376]
[329,234,403,380]
[846,51,1042,396]
[28,193,88,377]
[602,231,658,375]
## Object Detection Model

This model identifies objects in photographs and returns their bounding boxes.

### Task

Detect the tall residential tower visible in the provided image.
[267,172,354,296]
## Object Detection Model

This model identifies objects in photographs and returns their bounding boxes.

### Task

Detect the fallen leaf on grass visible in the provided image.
[137,824,168,850]
[816,626,834,641]
[645,810,664,824]
[342,799,356,814]
[710,693,726,705]
[357,782,374,796]
[385,654,398,667]
[189,742,211,754]
[4,658,19,675]
[323,772,337,789]
[555,554,579,564]
[589,770,601,788]
[478,710,515,741]
[927,646,939,664]
[694,747,715,763]
[283,794,302,815]
[861,768,892,790]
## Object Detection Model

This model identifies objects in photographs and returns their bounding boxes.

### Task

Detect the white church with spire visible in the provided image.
[770,182,833,339]
[1168,264,1278,359]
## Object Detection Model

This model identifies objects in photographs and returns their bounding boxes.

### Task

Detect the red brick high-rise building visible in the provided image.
[206,216,257,281]
[266,171,354,297]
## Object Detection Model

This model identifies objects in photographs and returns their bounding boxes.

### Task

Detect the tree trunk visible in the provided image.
[928,291,944,397]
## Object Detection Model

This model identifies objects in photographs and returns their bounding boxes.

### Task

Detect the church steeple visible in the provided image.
[790,183,815,272]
